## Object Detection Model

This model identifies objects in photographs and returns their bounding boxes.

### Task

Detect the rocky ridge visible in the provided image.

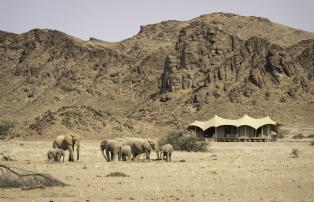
[0,13,313,138]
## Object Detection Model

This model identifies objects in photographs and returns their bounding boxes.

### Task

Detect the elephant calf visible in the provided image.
[47,149,65,163]
[161,144,173,162]
[120,145,132,161]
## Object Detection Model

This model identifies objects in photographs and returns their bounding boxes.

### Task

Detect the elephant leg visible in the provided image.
[169,153,172,162]
[112,151,119,161]
[68,145,74,162]
[145,151,151,161]
[132,153,139,161]
[118,150,122,161]
[57,155,61,163]
[156,151,160,160]
[127,153,132,161]
[166,153,170,162]
[106,149,111,162]
[162,152,166,160]
[48,153,52,163]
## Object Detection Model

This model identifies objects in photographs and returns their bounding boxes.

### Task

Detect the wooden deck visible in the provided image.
[216,137,269,142]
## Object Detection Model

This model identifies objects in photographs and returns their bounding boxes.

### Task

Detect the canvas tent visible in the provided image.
[189,115,277,141]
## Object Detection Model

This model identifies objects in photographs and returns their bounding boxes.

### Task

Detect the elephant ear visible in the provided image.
[143,141,153,151]
[71,133,80,142]
[64,133,74,145]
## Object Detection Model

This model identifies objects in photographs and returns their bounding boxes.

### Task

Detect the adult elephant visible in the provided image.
[53,133,80,162]
[125,138,153,161]
[148,139,160,160]
[100,139,124,162]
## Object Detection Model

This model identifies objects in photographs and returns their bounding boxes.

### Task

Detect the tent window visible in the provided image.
[204,127,215,138]
[224,126,237,137]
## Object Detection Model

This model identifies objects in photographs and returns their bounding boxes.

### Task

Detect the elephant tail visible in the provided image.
[52,140,58,149]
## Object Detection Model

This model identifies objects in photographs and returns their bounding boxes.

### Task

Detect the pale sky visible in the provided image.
[0,0,313,42]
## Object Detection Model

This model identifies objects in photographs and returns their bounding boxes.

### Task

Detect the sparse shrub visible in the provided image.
[277,133,285,139]
[306,134,314,138]
[311,141,314,146]
[292,134,305,140]
[290,148,299,158]
[0,121,15,137]
[0,164,67,188]
[159,130,209,152]
[106,172,129,177]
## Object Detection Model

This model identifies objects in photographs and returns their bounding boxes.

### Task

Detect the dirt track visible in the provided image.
[0,140,314,201]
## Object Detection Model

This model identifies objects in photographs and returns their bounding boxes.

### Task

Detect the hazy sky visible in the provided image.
[0,0,313,42]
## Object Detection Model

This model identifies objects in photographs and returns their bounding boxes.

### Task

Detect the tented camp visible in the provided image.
[188,115,277,142]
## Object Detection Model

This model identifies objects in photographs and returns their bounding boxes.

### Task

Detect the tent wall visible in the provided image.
[238,126,255,137]
[262,125,271,136]
[216,126,225,138]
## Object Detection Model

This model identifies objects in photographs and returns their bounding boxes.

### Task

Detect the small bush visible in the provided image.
[311,141,314,146]
[290,148,299,158]
[106,172,129,177]
[277,133,285,139]
[159,130,209,152]
[292,134,305,140]
[306,134,314,138]
[0,121,15,137]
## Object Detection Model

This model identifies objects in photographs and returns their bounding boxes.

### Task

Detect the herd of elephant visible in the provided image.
[47,133,174,163]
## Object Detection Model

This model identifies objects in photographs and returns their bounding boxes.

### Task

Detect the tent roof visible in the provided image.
[189,114,276,131]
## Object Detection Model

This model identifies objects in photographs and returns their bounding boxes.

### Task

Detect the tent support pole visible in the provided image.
[245,126,247,138]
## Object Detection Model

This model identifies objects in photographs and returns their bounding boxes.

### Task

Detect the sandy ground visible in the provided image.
[0,140,314,202]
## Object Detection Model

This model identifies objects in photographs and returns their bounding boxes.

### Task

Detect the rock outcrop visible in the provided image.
[160,22,313,105]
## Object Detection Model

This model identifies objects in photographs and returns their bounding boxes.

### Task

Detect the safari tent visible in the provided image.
[188,115,277,141]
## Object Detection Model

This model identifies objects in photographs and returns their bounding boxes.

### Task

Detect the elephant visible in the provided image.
[47,149,65,163]
[120,145,132,161]
[161,144,173,162]
[148,139,160,160]
[53,133,80,162]
[125,138,153,161]
[100,139,123,162]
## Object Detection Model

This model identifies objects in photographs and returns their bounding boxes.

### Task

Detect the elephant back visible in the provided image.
[125,138,152,153]
[162,144,173,152]
[63,133,80,145]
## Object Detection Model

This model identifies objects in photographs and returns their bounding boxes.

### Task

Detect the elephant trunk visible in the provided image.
[100,144,108,161]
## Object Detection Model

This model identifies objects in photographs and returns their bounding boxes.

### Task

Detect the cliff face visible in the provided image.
[159,22,313,105]
[0,13,314,138]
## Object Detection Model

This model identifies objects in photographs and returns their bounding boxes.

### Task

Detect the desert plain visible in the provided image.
[1,140,314,202]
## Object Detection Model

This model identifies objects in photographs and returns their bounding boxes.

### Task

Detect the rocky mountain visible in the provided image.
[0,13,314,139]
